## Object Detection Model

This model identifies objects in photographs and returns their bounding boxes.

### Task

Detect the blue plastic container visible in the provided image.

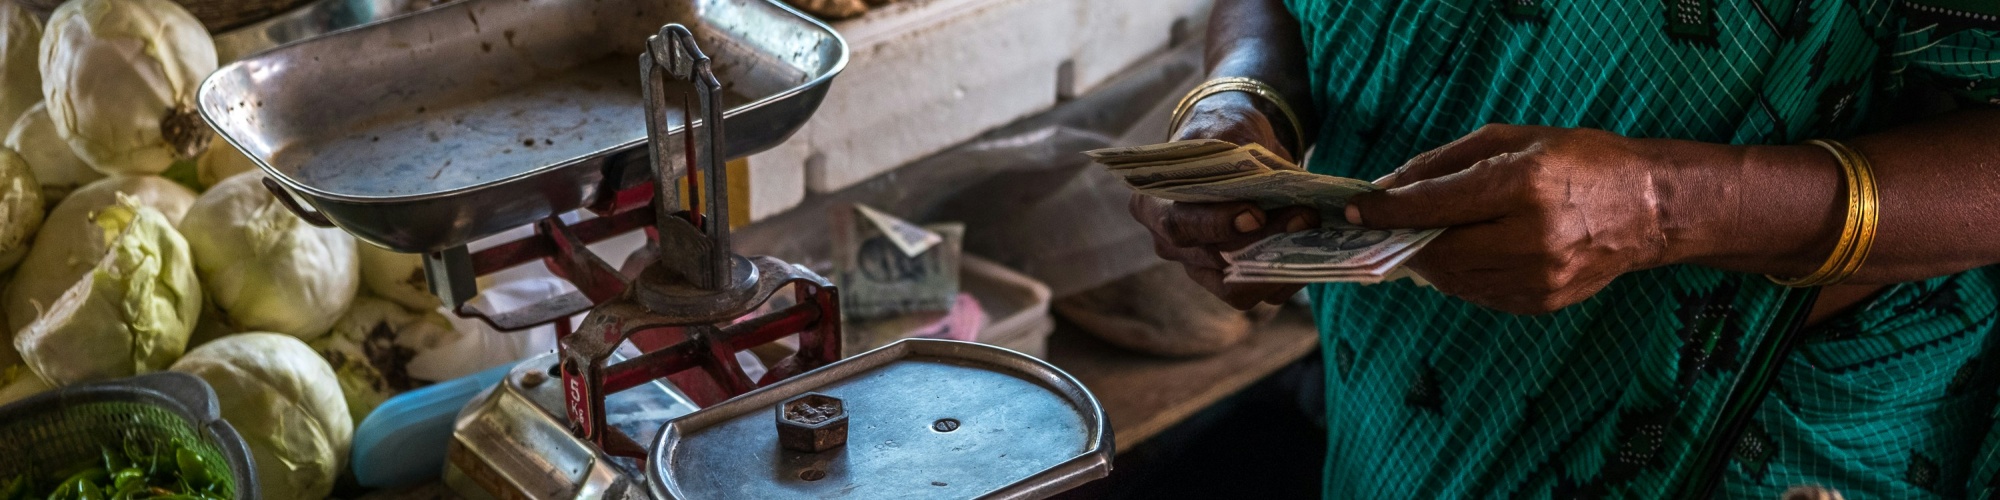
[350,361,518,488]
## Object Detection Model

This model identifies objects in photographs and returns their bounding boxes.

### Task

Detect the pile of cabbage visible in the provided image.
[0,0,489,496]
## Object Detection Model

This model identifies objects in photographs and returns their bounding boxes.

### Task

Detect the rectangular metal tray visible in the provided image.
[198,0,846,253]
[647,339,1113,499]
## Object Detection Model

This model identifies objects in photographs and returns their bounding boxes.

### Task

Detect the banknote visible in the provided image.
[855,204,943,257]
[1224,226,1439,269]
[1103,142,1300,173]
[1226,266,1435,286]
[1148,170,1380,212]
[1228,227,1442,270]
[1224,229,1448,282]
[1088,139,1440,285]
[1113,150,1268,188]
[1224,270,1390,284]
[1241,144,1305,172]
[833,204,964,321]
[1085,139,1240,164]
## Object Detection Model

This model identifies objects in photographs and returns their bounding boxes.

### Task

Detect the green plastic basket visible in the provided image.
[0,372,258,499]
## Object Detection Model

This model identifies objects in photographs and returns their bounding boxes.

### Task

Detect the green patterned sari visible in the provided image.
[1282,0,2000,497]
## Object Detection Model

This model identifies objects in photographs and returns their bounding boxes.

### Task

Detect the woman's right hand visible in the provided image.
[1128,91,1319,310]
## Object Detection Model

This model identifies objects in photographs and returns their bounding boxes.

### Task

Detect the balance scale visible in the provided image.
[196,0,1112,497]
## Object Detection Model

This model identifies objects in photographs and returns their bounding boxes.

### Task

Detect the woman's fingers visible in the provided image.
[1182,265,1303,310]
[1348,154,1524,229]
[1153,236,1229,270]
[1131,194,1292,248]
[1378,123,1536,187]
[1219,206,1320,252]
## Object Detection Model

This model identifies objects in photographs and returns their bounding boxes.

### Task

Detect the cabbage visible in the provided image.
[170,332,351,500]
[0,272,13,369]
[195,141,260,189]
[0,149,31,372]
[309,296,449,422]
[15,198,200,386]
[39,0,217,175]
[6,102,106,204]
[185,299,235,348]
[3,175,196,333]
[180,171,359,340]
[0,147,41,273]
[358,243,441,312]
[1,1,41,126]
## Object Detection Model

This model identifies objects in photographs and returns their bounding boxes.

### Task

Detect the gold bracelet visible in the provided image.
[1827,140,1879,283]
[1169,77,1308,155]
[1768,139,1879,287]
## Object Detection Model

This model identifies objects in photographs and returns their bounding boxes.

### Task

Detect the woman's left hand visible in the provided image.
[1345,124,1733,315]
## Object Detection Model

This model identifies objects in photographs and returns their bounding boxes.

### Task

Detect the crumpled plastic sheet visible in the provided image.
[733,42,1206,297]
[411,278,564,382]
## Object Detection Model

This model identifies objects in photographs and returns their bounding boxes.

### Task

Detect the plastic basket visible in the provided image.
[0,372,258,499]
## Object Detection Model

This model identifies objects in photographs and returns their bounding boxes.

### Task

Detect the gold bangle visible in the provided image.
[1768,139,1879,287]
[1768,141,1860,287]
[1169,77,1308,156]
[1828,140,1880,283]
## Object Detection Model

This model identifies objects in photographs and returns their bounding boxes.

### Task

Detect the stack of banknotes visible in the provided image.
[1085,139,1441,284]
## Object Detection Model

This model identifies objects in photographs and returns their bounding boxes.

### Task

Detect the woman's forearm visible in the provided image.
[1203,0,1317,145]
[1673,108,2000,284]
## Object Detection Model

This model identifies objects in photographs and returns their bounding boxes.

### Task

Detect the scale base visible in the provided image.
[446,352,698,500]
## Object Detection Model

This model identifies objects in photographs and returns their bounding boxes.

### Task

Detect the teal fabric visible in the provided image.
[1277,0,2000,497]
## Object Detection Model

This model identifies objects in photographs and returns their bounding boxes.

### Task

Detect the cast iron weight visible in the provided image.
[776,392,848,453]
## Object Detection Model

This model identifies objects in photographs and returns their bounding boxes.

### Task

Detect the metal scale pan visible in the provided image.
[197,0,847,256]
[649,339,1114,499]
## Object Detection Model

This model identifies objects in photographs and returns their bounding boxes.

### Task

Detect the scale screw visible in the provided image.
[932,419,959,432]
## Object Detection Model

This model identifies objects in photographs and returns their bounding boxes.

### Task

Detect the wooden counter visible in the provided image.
[1043,307,1320,452]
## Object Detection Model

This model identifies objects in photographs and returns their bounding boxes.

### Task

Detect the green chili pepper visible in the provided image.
[11,437,227,499]
[0,475,30,500]
[48,469,107,500]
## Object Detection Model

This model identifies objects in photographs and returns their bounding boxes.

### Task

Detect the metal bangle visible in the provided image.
[1826,140,1879,284]
[1168,77,1308,155]
[1768,139,1879,287]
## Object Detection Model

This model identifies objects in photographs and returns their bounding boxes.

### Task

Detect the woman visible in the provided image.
[1133,0,2000,497]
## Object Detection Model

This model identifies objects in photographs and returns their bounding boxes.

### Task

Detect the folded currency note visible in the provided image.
[1222,225,1441,284]
[833,204,965,321]
[1086,139,1441,285]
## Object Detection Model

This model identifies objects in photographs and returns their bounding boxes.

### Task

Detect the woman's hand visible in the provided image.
[1130,92,1319,310]
[1346,124,1739,315]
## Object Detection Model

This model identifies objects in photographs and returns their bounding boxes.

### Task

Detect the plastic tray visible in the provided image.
[964,255,1055,359]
